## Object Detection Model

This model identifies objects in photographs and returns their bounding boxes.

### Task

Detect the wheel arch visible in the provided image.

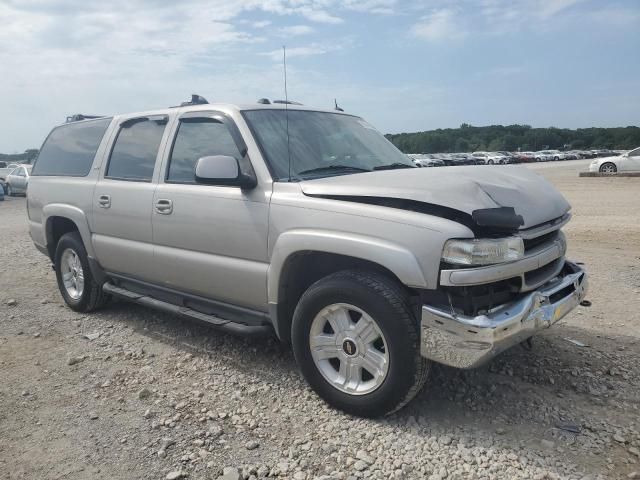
[43,204,95,261]
[268,229,428,342]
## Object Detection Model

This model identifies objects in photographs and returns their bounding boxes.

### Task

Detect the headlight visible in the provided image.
[442,237,524,266]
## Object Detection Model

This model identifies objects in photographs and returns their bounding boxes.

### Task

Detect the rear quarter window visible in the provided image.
[32,118,112,176]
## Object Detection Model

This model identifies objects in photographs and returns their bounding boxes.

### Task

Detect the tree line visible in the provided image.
[385,124,640,154]
[0,149,39,163]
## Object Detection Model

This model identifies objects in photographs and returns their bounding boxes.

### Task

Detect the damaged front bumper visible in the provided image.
[420,261,588,368]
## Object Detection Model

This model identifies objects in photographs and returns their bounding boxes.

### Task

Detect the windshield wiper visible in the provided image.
[297,165,371,176]
[373,163,416,171]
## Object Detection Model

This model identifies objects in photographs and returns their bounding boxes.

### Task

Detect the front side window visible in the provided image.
[167,118,242,183]
[242,110,414,180]
[106,117,167,181]
[32,118,111,177]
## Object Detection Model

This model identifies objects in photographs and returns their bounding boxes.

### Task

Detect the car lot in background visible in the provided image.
[5,165,32,196]
[408,150,620,168]
[589,146,640,173]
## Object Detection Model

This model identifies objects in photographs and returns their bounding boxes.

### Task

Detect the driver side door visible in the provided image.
[151,111,271,312]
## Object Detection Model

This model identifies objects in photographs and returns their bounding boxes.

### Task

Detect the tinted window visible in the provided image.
[106,117,167,181]
[32,118,111,176]
[167,119,242,183]
[242,110,412,180]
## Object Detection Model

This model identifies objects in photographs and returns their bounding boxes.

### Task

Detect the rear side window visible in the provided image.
[106,117,167,182]
[32,118,111,176]
[167,118,242,183]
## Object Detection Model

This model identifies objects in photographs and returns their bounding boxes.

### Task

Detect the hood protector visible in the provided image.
[300,166,569,232]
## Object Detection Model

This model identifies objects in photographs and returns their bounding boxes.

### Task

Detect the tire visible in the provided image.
[554,156,559,161]
[488,160,494,165]
[599,162,617,174]
[291,270,430,417]
[54,231,109,312]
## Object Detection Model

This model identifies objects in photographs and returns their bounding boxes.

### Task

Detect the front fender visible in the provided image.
[267,228,428,305]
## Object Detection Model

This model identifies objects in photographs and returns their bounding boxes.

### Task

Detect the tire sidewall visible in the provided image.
[292,273,420,417]
[54,233,93,312]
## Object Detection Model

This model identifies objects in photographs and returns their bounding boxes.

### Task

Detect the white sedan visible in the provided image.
[5,165,32,196]
[589,147,640,173]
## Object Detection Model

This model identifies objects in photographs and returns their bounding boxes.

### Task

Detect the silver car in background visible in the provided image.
[5,165,32,196]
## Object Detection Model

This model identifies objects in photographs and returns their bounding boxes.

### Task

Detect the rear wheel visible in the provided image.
[291,270,430,417]
[54,232,109,312]
[599,162,617,174]
[488,159,494,165]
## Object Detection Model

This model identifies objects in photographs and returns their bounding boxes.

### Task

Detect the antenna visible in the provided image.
[283,45,293,182]
[334,99,344,112]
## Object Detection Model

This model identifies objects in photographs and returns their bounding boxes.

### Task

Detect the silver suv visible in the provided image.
[27,98,588,417]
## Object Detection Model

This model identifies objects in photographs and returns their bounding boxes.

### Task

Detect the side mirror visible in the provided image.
[195,155,256,189]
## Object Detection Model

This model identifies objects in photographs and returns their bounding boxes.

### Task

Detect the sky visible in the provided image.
[1,0,639,152]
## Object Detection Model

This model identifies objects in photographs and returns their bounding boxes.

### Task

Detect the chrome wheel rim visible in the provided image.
[61,248,84,300]
[309,303,389,395]
[600,164,616,173]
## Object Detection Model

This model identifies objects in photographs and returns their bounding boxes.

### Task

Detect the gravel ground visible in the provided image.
[1,161,639,480]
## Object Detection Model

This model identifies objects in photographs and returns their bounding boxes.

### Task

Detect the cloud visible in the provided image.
[278,24,315,36]
[262,43,342,60]
[410,9,466,41]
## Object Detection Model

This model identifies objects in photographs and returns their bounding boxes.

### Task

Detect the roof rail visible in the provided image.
[65,114,104,123]
[171,94,209,108]
[272,99,303,106]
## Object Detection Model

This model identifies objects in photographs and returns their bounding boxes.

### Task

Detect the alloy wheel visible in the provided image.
[309,303,389,395]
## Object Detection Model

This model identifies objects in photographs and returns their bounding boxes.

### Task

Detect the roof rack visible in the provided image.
[272,99,303,105]
[171,94,209,108]
[65,114,104,123]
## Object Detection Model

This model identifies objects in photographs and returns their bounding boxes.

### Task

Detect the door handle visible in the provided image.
[98,194,111,208]
[155,199,173,214]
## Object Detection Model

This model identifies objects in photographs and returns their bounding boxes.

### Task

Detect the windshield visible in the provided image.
[242,110,414,180]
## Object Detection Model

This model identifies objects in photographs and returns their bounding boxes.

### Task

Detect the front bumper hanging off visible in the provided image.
[420,261,588,368]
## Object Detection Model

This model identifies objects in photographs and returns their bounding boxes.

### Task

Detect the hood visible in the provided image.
[300,166,570,230]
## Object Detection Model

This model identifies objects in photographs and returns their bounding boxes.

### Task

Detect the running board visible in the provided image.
[102,283,273,337]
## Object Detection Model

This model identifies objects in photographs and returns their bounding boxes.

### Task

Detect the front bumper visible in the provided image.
[420,261,588,368]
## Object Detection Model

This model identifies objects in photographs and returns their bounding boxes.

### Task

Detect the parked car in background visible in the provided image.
[412,155,445,167]
[514,152,537,163]
[0,162,21,193]
[534,152,553,162]
[589,146,640,173]
[449,153,478,165]
[0,181,4,200]
[496,151,517,163]
[472,152,507,164]
[591,149,617,158]
[5,165,32,196]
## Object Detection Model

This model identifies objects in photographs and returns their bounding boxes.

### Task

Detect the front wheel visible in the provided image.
[291,270,430,417]
[54,232,109,312]
[599,162,617,174]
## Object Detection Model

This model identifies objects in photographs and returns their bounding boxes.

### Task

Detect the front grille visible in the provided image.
[523,230,559,252]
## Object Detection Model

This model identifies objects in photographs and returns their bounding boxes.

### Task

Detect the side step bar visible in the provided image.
[102,283,273,337]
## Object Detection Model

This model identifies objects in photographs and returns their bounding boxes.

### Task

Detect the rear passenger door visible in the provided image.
[151,111,270,311]
[91,114,171,281]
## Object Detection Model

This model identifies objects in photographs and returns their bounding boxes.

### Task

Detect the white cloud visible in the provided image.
[279,24,315,36]
[262,43,342,60]
[410,9,466,41]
